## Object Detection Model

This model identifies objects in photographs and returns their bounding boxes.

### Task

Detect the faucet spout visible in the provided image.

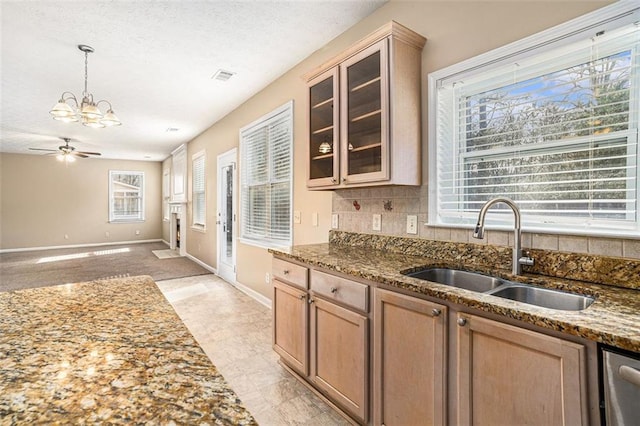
[472,197,533,275]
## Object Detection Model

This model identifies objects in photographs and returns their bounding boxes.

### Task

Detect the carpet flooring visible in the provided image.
[0,242,210,292]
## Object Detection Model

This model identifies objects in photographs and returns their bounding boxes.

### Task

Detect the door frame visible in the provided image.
[216,148,237,284]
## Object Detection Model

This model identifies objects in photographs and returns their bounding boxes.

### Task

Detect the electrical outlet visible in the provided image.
[135,230,140,235]
[64,234,69,240]
[293,210,301,224]
[372,214,381,231]
[331,213,339,229]
[406,215,418,234]
[105,231,110,238]
[265,273,270,284]
[312,212,319,227]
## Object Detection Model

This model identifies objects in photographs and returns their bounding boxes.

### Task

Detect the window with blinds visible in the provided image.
[429,5,640,236]
[109,170,144,222]
[192,152,206,228]
[240,101,293,247]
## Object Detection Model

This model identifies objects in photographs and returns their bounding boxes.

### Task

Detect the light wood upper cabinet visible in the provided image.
[456,313,588,426]
[373,288,447,426]
[305,21,426,189]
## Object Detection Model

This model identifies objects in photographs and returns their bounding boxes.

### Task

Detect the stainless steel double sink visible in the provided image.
[402,268,594,311]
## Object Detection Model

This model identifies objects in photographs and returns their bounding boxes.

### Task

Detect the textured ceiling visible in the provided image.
[0,1,385,161]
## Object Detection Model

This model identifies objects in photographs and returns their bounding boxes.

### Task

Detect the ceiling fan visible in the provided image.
[29,137,102,162]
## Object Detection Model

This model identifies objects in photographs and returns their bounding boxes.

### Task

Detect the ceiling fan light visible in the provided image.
[101,110,122,126]
[65,154,76,163]
[56,154,65,162]
[50,101,75,118]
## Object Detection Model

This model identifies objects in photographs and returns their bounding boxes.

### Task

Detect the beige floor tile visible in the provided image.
[157,274,347,425]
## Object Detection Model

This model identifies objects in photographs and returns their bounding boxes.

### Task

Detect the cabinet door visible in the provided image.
[273,280,308,376]
[308,68,340,188]
[340,39,389,185]
[374,289,447,426]
[456,313,588,425]
[310,296,368,423]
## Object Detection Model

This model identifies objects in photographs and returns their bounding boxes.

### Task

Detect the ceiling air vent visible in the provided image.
[212,69,235,82]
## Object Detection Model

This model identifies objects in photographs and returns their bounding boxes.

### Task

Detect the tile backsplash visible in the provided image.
[332,186,640,261]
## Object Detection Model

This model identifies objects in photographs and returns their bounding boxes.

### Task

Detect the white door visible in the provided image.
[217,148,237,283]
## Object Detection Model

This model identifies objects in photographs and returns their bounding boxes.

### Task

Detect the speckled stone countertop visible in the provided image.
[270,239,640,353]
[0,275,256,425]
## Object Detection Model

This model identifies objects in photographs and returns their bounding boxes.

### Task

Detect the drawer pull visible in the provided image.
[330,286,338,293]
[457,318,467,327]
[432,308,442,317]
[283,269,290,275]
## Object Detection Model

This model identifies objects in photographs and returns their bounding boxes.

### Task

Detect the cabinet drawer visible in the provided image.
[273,258,308,289]
[311,270,368,312]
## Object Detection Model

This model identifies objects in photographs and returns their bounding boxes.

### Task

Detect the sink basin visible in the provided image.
[403,268,506,292]
[402,267,594,311]
[488,284,594,311]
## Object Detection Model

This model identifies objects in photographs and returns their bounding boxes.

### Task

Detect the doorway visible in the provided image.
[217,148,237,284]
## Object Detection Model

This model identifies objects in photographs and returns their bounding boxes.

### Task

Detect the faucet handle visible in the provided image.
[518,252,535,267]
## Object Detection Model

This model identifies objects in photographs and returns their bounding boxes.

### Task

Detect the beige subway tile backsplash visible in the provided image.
[331,188,639,260]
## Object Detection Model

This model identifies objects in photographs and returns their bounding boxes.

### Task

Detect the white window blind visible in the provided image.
[109,171,144,222]
[192,153,206,228]
[240,101,293,247]
[430,6,640,236]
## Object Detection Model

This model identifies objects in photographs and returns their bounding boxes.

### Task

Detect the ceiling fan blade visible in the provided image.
[28,148,58,152]
[75,151,102,156]
[71,152,89,158]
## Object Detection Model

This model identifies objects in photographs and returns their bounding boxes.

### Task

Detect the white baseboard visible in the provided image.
[185,253,218,274]
[185,254,272,309]
[231,279,272,309]
[0,239,164,254]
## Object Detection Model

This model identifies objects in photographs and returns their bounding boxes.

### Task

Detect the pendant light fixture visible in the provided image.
[49,44,121,128]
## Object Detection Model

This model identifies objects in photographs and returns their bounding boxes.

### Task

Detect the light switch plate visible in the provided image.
[372,214,381,231]
[293,210,301,224]
[331,213,339,229]
[406,215,418,234]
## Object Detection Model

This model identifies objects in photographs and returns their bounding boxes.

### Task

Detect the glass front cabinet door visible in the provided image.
[308,68,340,188]
[341,40,389,184]
[305,21,425,189]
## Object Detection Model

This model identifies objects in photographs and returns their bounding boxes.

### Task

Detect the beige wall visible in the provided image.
[0,153,162,250]
[178,1,611,300]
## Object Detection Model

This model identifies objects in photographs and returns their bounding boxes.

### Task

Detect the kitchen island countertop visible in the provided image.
[0,275,256,425]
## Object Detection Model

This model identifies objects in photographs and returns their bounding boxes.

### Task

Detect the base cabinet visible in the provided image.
[373,288,447,426]
[273,280,308,376]
[310,297,368,423]
[456,313,588,425]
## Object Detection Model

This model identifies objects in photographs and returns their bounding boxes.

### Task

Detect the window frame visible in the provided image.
[192,151,206,231]
[108,170,145,223]
[428,2,640,238]
[239,100,294,249]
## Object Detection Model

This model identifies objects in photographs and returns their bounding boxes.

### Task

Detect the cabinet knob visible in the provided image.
[308,298,314,304]
[457,317,467,327]
[299,294,306,300]
[341,177,346,183]
[331,178,337,183]
[283,270,290,275]
[330,286,338,293]
[431,308,442,317]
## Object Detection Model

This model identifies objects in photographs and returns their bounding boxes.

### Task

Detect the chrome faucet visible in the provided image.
[472,197,534,275]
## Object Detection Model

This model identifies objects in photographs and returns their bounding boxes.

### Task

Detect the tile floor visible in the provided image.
[156,274,350,425]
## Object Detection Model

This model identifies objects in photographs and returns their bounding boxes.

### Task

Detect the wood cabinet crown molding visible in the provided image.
[303,21,426,82]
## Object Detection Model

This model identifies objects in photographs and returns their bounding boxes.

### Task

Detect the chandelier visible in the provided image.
[49,44,121,128]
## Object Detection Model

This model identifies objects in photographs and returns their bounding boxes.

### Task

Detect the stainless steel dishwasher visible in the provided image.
[601,345,640,425]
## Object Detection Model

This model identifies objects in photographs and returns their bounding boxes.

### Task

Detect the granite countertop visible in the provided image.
[271,242,640,353]
[0,275,256,425]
